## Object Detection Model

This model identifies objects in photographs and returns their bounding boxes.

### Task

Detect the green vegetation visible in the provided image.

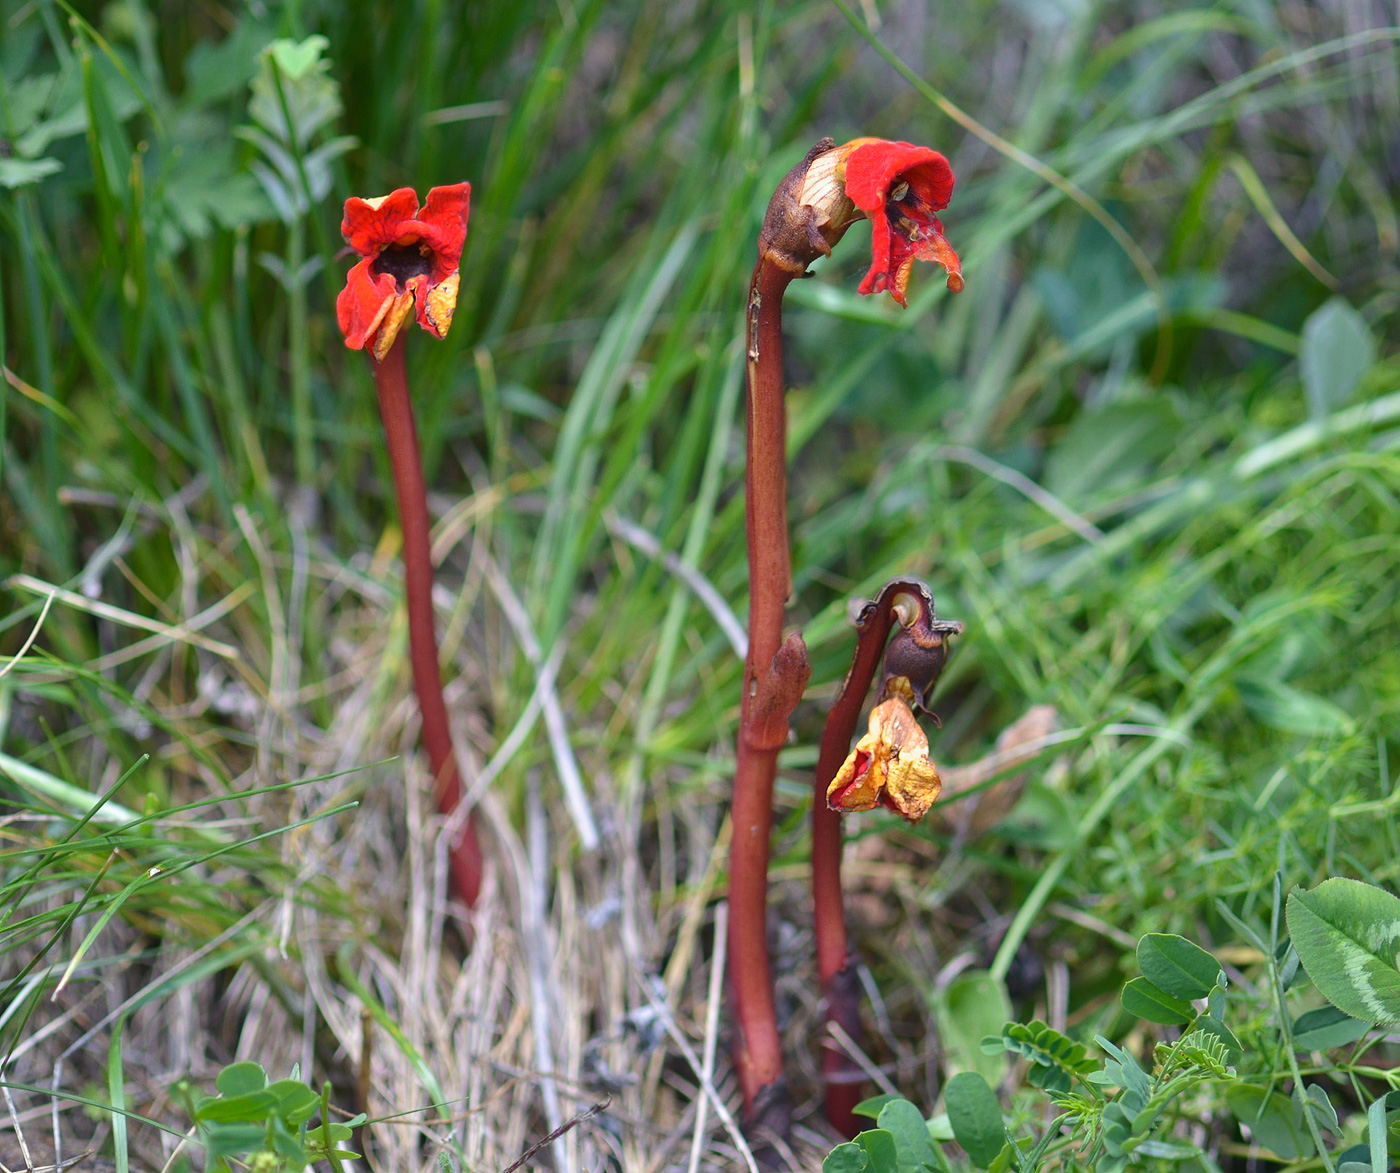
[2,0,1397,1169]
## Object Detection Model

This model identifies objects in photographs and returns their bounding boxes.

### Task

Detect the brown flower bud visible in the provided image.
[757,138,864,273]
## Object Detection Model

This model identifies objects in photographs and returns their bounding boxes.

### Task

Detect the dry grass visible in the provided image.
[2,485,1057,1172]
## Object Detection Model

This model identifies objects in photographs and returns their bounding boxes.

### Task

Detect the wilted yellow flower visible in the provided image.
[827,682,941,823]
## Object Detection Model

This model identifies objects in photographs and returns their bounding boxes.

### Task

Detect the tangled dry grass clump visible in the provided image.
[2,483,1056,1171]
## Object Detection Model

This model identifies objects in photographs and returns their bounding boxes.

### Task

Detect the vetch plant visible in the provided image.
[823,883,1400,1172]
[728,137,963,1134]
[336,183,482,907]
[172,1061,363,1172]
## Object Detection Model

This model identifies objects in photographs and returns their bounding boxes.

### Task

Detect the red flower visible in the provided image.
[843,140,963,307]
[336,183,470,360]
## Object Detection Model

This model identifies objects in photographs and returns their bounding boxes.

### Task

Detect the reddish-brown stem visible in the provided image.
[812,578,946,1135]
[728,254,809,1131]
[370,334,483,908]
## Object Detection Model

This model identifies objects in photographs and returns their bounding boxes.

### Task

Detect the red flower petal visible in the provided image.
[416,183,470,282]
[336,257,399,350]
[844,140,960,306]
[341,187,421,256]
[845,141,953,214]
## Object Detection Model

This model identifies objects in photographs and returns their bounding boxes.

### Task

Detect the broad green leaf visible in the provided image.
[1286,879,1400,1025]
[1138,934,1222,1000]
[215,1062,268,1097]
[854,1094,899,1121]
[1300,298,1375,418]
[1292,1005,1371,1050]
[196,1089,279,1122]
[204,1123,269,1157]
[945,1072,1005,1170]
[932,970,1011,1084]
[1121,977,1194,1025]
[877,1098,940,1173]
[265,1078,319,1124]
[1226,1087,1313,1159]
[824,1143,870,1173]
[855,1128,900,1173]
[926,1113,954,1142]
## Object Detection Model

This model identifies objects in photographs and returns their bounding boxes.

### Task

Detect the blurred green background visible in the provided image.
[2,0,1398,1163]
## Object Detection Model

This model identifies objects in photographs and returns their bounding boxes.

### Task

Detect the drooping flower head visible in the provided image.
[827,676,942,822]
[760,137,963,307]
[337,183,470,360]
[842,140,962,305]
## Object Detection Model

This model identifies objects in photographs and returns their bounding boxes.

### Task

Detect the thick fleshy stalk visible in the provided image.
[728,254,811,1133]
[813,581,961,1134]
[370,335,482,907]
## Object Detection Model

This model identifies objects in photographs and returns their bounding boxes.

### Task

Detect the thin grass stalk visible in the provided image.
[370,335,482,908]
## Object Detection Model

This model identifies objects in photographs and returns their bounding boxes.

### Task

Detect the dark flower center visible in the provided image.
[885,177,934,240]
[372,241,434,287]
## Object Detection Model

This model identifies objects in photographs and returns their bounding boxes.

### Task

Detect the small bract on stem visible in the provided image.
[725,136,964,1138]
[337,183,482,909]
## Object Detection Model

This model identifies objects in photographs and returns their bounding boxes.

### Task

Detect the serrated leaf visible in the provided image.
[1121,977,1194,1025]
[1286,879,1400,1025]
[1138,934,1222,1000]
[1293,1005,1371,1050]
[877,1099,940,1173]
[1300,298,1375,418]
[824,1142,870,1173]
[215,1062,268,1097]
[945,1072,1005,1170]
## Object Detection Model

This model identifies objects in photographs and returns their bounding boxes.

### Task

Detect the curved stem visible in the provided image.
[728,255,806,1129]
[812,578,945,1134]
[370,335,483,908]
